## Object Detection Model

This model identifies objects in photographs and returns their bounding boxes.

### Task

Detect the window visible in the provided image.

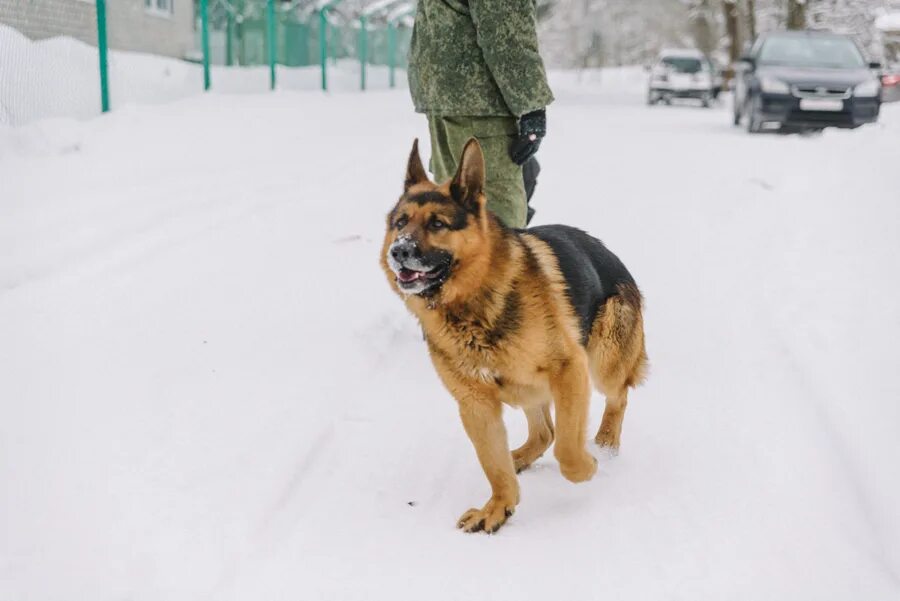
[145,0,174,17]
[661,57,704,74]
[759,35,866,70]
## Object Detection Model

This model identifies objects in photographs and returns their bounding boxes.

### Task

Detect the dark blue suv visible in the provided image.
[733,31,882,133]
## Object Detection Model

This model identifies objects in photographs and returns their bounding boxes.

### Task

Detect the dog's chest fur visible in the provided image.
[444,289,520,352]
[420,287,533,386]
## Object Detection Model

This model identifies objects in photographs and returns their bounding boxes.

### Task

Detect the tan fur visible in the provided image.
[381,139,647,533]
[512,404,554,473]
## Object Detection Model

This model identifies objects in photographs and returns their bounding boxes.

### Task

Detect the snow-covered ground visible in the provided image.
[3,38,900,601]
[0,24,399,126]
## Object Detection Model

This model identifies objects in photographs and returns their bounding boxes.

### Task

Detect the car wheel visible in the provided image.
[745,96,762,134]
[647,90,657,106]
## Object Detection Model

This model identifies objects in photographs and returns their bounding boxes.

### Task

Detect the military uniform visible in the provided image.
[408,0,554,228]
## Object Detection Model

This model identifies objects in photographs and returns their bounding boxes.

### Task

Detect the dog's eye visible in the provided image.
[429,218,447,231]
[394,215,409,229]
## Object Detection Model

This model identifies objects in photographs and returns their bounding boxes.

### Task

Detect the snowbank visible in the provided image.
[0,24,403,126]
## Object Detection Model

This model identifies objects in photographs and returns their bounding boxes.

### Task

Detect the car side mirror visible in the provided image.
[869,61,882,70]
[739,55,755,70]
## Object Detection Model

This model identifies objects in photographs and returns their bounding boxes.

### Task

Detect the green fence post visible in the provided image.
[387,6,414,90]
[95,0,110,112]
[319,8,328,90]
[387,21,396,89]
[267,0,277,89]
[359,15,367,90]
[200,0,211,90]
[319,0,345,91]
[226,10,234,66]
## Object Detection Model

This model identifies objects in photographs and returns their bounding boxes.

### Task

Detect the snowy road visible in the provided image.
[2,70,900,600]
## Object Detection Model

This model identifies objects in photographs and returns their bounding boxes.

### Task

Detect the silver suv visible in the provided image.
[647,49,721,107]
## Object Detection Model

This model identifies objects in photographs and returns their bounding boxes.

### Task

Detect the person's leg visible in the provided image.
[426,114,456,183]
[425,114,527,229]
[522,157,540,225]
[474,117,527,228]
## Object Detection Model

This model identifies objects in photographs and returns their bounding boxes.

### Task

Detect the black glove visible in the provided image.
[509,109,546,166]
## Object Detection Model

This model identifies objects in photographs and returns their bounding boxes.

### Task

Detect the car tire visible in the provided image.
[647,90,657,106]
[701,91,712,108]
[799,127,824,137]
[745,96,762,134]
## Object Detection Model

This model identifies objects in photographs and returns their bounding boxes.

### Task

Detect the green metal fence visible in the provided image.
[92,0,413,113]
[96,0,110,112]
[196,0,413,92]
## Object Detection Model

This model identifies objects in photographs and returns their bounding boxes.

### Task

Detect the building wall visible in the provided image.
[0,0,97,47]
[107,0,194,59]
[0,0,193,59]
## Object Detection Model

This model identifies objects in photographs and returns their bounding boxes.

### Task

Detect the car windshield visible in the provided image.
[758,35,866,69]
[661,57,704,73]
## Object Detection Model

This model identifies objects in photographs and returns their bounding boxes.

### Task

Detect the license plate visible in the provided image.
[670,75,691,90]
[800,98,843,112]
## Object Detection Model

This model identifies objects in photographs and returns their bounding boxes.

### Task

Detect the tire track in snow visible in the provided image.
[207,422,336,599]
[758,310,900,587]
[0,183,300,296]
[256,422,337,535]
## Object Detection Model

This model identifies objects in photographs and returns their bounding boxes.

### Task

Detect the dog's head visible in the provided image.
[382,138,491,298]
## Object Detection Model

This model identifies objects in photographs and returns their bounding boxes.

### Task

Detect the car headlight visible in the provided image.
[759,76,790,94]
[855,79,881,97]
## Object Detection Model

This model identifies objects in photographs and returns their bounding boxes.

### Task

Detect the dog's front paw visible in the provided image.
[559,452,597,483]
[456,497,515,534]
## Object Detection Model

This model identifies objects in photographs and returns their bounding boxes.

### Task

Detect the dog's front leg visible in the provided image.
[455,396,519,534]
[550,355,598,483]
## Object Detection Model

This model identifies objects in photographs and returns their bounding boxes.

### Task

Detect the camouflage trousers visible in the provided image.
[426,114,527,229]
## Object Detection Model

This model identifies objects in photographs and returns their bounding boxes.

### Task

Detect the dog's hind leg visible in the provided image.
[595,387,628,452]
[512,403,554,473]
[587,284,648,453]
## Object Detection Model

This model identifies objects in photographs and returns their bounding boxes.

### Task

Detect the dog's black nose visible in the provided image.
[391,241,420,263]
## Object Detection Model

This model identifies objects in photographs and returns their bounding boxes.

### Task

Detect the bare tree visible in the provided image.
[745,0,757,41]
[536,0,900,68]
[686,0,717,54]
[787,0,807,30]
[723,0,741,62]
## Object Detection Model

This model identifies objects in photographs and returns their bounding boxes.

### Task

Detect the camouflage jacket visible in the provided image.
[407,0,554,117]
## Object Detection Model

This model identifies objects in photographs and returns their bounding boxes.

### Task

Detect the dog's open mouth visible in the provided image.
[396,264,449,289]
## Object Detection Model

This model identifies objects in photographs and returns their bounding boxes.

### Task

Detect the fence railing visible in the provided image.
[92,0,414,113]
[195,0,414,92]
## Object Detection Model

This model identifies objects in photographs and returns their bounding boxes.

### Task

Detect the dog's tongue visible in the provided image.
[398,268,422,283]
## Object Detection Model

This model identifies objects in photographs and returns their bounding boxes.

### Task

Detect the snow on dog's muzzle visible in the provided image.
[387,237,452,295]
[389,237,422,268]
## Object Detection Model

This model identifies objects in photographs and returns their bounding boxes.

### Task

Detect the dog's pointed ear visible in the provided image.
[450,138,485,212]
[405,138,429,192]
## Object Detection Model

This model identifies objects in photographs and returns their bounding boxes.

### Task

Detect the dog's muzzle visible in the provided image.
[387,237,451,295]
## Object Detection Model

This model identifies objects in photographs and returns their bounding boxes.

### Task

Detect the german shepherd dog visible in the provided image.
[381,139,647,534]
